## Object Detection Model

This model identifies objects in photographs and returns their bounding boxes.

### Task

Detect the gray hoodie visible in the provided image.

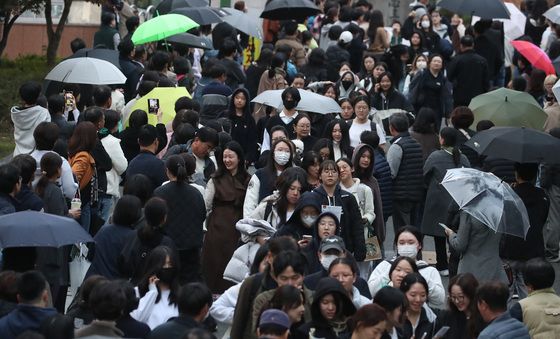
[11,105,51,156]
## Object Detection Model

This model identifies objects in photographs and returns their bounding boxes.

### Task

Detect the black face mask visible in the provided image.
[341,80,353,90]
[283,99,297,110]
[157,267,177,284]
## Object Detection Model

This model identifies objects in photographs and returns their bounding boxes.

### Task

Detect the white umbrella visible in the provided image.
[221,8,263,40]
[252,89,341,114]
[544,4,560,24]
[472,2,525,41]
[45,57,127,85]
[552,78,560,103]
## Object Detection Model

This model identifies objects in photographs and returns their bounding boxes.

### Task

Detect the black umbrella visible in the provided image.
[170,7,226,25]
[260,0,320,20]
[167,32,213,49]
[0,211,94,248]
[464,127,560,163]
[155,0,208,15]
[67,48,121,70]
[438,0,510,20]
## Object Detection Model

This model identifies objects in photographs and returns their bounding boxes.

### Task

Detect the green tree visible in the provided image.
[0,0,43,60]
[44,0,72,65]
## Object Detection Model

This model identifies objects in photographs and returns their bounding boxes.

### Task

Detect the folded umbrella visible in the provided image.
[221,8,263,40]
[511,40,556,75]
[0,211,94,248]
[252,89,341,114]
[155,0,209,15]
[464,127,560,163]
[468,87,547,130]
[132,13,199,45]
[171,7,226,25]
[438,0,510,20]
[167,32,212,49]
[128,87,191,126]
[45,57,126,85]
[544,4,560,24]
[68,48,121,70]
[441,168,530,239]
[260,0,320,20]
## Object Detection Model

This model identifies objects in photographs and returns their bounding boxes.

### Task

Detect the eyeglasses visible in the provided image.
[319,221,337,228]
[322,169,338,176]
[449,295,465,303]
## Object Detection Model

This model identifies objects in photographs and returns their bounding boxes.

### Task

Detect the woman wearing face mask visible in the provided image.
[434,273,483,339]
[399,273,437,339]
[131,246,180,329]
[274,187,320,242]
[421,128,470,277]
[295,277,356,339]
[403,54,428,96]
[328,257,371,308]
[243,138,294,218]
[414,14,441,54]
[337,71,361,100]
[368,226,446,309]
[373,286,407,339]
[408,54,453,130]
[371,72,414,123]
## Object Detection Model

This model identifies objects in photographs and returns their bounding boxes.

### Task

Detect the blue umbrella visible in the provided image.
[0,211,94,248]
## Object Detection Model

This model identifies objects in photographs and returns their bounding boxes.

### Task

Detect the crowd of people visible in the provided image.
[1,0,560,338]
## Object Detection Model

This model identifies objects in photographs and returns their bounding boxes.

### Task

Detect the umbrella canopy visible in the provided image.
[131,13,199,45]
[464,127,560,163]
[469,88,547,130]
[155,0,209,15]
[167,32,213,49]
[45,57,126,85]
[441,168,530,238]
[252,89,341,114]
[221,8,263,40]
[0,211,94,248]
[170,7,227,25]
[438,0,510,19]
[511,40,555,75]
[551,77,560,102]
[472,3,525,40]
[69,48,121,70]
[544,4,560,24]
[260,0,320,20]
[129,87,191,126]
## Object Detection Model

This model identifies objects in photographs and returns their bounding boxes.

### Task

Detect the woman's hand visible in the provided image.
[156,108,163,124]
[297,239,310,248]
[68,208,81,219]
[444,227,455,237]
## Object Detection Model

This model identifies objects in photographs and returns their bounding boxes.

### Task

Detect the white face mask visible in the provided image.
[320,254,339,270]
[421,20,430,29]
[397,244,418,258]
[416,61,427,69]
[301,215,317,227]
[274,151,290,166]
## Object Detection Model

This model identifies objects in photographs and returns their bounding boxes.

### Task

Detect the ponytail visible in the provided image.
[440,127,462,167]
[36,152,63,198]
[451,147,461,167]
[165,155,187,182]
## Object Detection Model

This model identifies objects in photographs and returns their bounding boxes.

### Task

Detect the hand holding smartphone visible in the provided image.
[148,98,159,114]
[434,326,450,338]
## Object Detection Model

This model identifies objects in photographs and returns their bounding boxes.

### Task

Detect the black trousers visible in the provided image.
[178,248,202,284]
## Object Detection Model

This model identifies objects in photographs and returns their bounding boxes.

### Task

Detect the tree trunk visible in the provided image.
[0,9,25,61]
[45,0,73,66]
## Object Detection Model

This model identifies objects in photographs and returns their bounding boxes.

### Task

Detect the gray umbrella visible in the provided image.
[45,57,127,85]
[221,8,263,40]
[0,211,93,248]
[167,32,213,49]
[171,7,226,25]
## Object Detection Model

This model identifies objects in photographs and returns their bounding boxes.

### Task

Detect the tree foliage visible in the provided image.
[0,0,44,59]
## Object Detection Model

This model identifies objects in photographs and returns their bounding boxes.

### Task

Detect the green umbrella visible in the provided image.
[132,13,199,45]
[469,88,547,130]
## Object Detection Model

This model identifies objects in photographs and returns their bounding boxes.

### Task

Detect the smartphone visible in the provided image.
[434,326,450,338]
[148,98,159,114]
[64,91,74,109]
[302,235,313,241]
[439,223,452,232]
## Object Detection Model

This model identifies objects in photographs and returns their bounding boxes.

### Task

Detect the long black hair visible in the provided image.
[440,127,462,167]
[324,119,352,157]
[137,245,180,305]
[36,152,62,199]
[227,88,251,121]
[275,167,308,225]
[213,140,249,183]
[165,155,187,182]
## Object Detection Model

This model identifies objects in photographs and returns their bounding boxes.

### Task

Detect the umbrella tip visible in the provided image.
[505,96,508,102]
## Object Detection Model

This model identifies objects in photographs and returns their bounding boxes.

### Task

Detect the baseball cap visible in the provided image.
[339,31,353,44]
[258,309,291,330]
[320,235,345,253]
